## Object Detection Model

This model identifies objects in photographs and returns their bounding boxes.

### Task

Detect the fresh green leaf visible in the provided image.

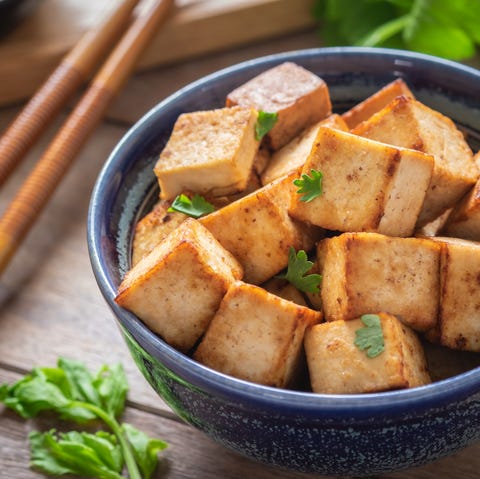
[313,0,480,60]
[94,363,129,418]
[255,111,278,141]
[123,423,168,479]
[354,314,385,358]
[293,169,323,202]
[58,357,102,406]
[276,247,322,294]
[168,194,215,218]
[29,430,124,479]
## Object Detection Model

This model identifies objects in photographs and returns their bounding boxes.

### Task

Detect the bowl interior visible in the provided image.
[88,47,480,414]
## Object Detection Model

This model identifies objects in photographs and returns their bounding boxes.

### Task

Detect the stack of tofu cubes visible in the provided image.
[116,62,480,395]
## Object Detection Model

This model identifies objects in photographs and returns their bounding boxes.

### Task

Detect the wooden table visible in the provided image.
[0,11,479,479]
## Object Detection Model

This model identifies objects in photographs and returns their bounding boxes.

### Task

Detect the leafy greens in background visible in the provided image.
[313,0,480,61]
[0,358,167,479]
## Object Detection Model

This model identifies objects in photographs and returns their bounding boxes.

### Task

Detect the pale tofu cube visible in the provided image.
[430,237,480,352]
[289,127,434,237]
[194,281,322,387]
[115,218,243,352]
[342,78,414,129]
[441,180,480,241]
[132,200,186,266]
[200,171,322,284]
[261,114,348,185]
[320,232,440,332]
[154,106,259,200]
[226,62,332,150]
[304,312,431,394]
[352,95,478,226]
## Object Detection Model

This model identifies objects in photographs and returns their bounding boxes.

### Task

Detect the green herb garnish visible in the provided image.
[276,247,322,294]
[354,314,385,358]
[0,358,167,479]
[313,0,480,61]
[168,193,215,218]
[293,169,323,202]
[255,111,279,141]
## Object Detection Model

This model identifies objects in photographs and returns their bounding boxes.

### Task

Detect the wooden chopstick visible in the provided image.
[0,0,175,274]
[0,0,141,188]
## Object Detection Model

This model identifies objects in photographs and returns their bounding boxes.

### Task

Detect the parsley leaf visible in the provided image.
[29,430,124,479]
[354,314,385,358]
[313,0,480,60]
[0,358,167,479]
[123,423,168,479]
[277,247,322,294]
[255,111,279,141]
[168,193,215,218]
[293,169,323,202]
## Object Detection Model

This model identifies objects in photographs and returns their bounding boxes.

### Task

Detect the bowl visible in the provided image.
[87,47,480,476]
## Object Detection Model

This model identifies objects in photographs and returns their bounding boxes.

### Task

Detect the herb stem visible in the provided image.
[70,401,141,479]
[356,14,409,47]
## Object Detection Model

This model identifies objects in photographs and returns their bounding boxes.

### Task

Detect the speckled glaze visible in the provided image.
[88,48,480,476]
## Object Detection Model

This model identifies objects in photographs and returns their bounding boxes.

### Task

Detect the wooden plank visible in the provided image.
[0,111,166,413]
[0,0,317,105]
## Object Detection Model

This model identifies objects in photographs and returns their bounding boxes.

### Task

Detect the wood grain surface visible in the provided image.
[0,22,479,479]
[0,0,317,106]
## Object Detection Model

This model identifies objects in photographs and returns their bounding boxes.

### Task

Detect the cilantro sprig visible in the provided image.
[168,193,215,218]
[255,111,279,141]
[313,0,480,61]
[354,314,385,358]
[276,247,322,294]
[294,169,323,202]
[0,358,167,479]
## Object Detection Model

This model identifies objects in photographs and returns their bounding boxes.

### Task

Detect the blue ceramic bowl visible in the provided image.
[88,47,480,476]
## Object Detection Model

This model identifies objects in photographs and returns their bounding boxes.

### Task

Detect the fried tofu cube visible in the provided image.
[304,312,431,394]
[226,62,332,150]
[430,237,480,352]
[352,95,478,226]
[132,200,187,266]
[200,171,321,284]
[154,106,259,200]
[194,281,322,387]
[115,218,243,352]
[289,127,434,237]
[320,232,441,332]
[441,180,480,241]
[342,78,414,129]
[261,114,348,185]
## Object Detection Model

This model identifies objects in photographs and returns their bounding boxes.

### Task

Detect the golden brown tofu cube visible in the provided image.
[200,171,321,284]
[289,127,434,237]
[431,237,480,352]
[320,232,441,332]
[261,114,348,185]
[132,200,187,266]
[226,62,332,150]
[154,106,259,200]
[194,281,322,387]
[441,180,480,241]
[342,78,414,129]
[352,95,478,226]
[115,218,243,352]
[304,312,431,394]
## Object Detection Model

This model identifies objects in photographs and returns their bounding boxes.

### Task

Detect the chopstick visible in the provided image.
[0,0,175,274]
[0,0,141,187]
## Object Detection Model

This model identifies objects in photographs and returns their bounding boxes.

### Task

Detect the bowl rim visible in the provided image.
[88,46,480,416]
